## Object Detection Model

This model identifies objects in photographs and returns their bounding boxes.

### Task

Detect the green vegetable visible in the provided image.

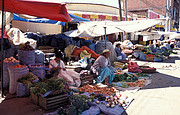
[121,83,129,88]
[113,73,138,82]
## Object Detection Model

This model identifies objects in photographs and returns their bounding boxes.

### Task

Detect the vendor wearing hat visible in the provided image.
[91,49,115,85]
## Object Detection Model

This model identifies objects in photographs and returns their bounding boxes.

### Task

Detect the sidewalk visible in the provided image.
[123,54,180,115]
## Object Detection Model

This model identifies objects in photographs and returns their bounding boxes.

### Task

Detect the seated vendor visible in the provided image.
[49,50,81,87]
[115,44,127,61]
[90,49,115,85]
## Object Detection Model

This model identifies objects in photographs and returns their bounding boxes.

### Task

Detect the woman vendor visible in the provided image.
[49,50,81,87]
[91,49,115,85]
[115,44,127,61]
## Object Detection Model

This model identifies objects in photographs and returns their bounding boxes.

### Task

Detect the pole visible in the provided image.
[125,0,128,40]
[118,0,123,42]
[118,0,123,21]
[165,0,169,32]
[125,0,128,21]
[1,0,5,98]
[104,27,107,49]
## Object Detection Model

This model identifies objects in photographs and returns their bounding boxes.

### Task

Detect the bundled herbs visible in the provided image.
[58,94,90,115]
[135,73,150,77]
[17,72,38,85]
[113,73,138,82]
[19,42,34,51]
[29,77,66,96]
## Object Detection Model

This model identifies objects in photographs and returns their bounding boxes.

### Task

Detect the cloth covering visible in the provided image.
[49,59,81,87]
[64,44,79,58]
[7,28,36,48]
[95,40,117,64]
[95,67,115,84]
[80,50,91,58]
[72,46,100,59]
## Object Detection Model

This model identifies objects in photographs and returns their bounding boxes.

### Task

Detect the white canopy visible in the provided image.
[64,19,165,37]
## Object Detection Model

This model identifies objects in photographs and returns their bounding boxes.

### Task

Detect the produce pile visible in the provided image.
[113,73,138,82]
[31,65,42,67]
[11,64,26,68]
[58,94,90,115]
[127,80,146,87]
[78,84,118,96]
[29,77,66,96]
[135,73,150,77]
[3,57,19,63]
[17,72,38,85]
[19,43,34,51]
[103,94,129,110]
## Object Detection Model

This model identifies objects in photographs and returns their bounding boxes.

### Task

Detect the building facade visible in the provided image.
[126,0,180,29]
[65,3,134,21]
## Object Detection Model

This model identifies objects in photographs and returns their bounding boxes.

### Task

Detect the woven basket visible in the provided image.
[38,46,55,53]
[139,66,156,73]
[114,62,124,69]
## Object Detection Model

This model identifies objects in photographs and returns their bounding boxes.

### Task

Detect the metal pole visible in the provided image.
[118,0,123,21]
[1,0,5,98]
[125,0,128,21]
[165,0,169,32]
[104,27,107,49]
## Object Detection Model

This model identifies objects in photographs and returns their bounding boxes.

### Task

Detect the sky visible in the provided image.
[57,0,119,8]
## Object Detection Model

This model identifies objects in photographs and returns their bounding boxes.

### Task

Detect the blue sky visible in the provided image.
[60,0,119,7]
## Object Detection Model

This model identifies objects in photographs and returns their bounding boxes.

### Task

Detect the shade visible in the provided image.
[13,13,90,26]
[0,0,72,22]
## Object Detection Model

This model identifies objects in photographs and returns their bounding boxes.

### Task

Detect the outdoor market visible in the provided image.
[0,0,180,115]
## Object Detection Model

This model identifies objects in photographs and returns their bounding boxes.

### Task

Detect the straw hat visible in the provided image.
[100,49,110,55]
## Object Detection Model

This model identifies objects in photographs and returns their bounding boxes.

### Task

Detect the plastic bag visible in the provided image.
[128,62,142,73]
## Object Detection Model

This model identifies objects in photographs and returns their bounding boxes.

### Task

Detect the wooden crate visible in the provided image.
[80,74,93,86]
[39,93,68,110]
[30,91,39,105]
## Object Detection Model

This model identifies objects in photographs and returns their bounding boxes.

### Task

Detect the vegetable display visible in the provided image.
[127,80,146,87]
[113,73,138,82]
[29,77,66,96]
[17,72,38,85]
[3,57,19,63]
[78,84,118,96]
[19,43,34,51]
[11,64,26,68]
[135,73,151,77]
[58,94,90,115]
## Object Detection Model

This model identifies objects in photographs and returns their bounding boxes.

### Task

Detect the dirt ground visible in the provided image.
[0,51,180,115]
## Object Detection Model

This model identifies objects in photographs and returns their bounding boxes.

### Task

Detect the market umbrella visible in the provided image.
[0,0,72,22]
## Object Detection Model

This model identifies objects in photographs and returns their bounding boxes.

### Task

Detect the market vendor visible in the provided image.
[90,49,115,85]
[49,50,81,87]
[115,44,127,61]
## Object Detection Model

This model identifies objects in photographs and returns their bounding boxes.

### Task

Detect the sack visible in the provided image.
[133,51,141,58]
[139,52,146,61]
[29,63,46,80]
[8,66,29,94]
[3,62,19,88]
[18,50,35,65]
[153,57,162,62]
[17,82,30,97]
[35,50,45,64]
[128,62,142,73]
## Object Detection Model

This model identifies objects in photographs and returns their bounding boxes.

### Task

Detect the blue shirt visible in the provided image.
[115,47,122,57]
